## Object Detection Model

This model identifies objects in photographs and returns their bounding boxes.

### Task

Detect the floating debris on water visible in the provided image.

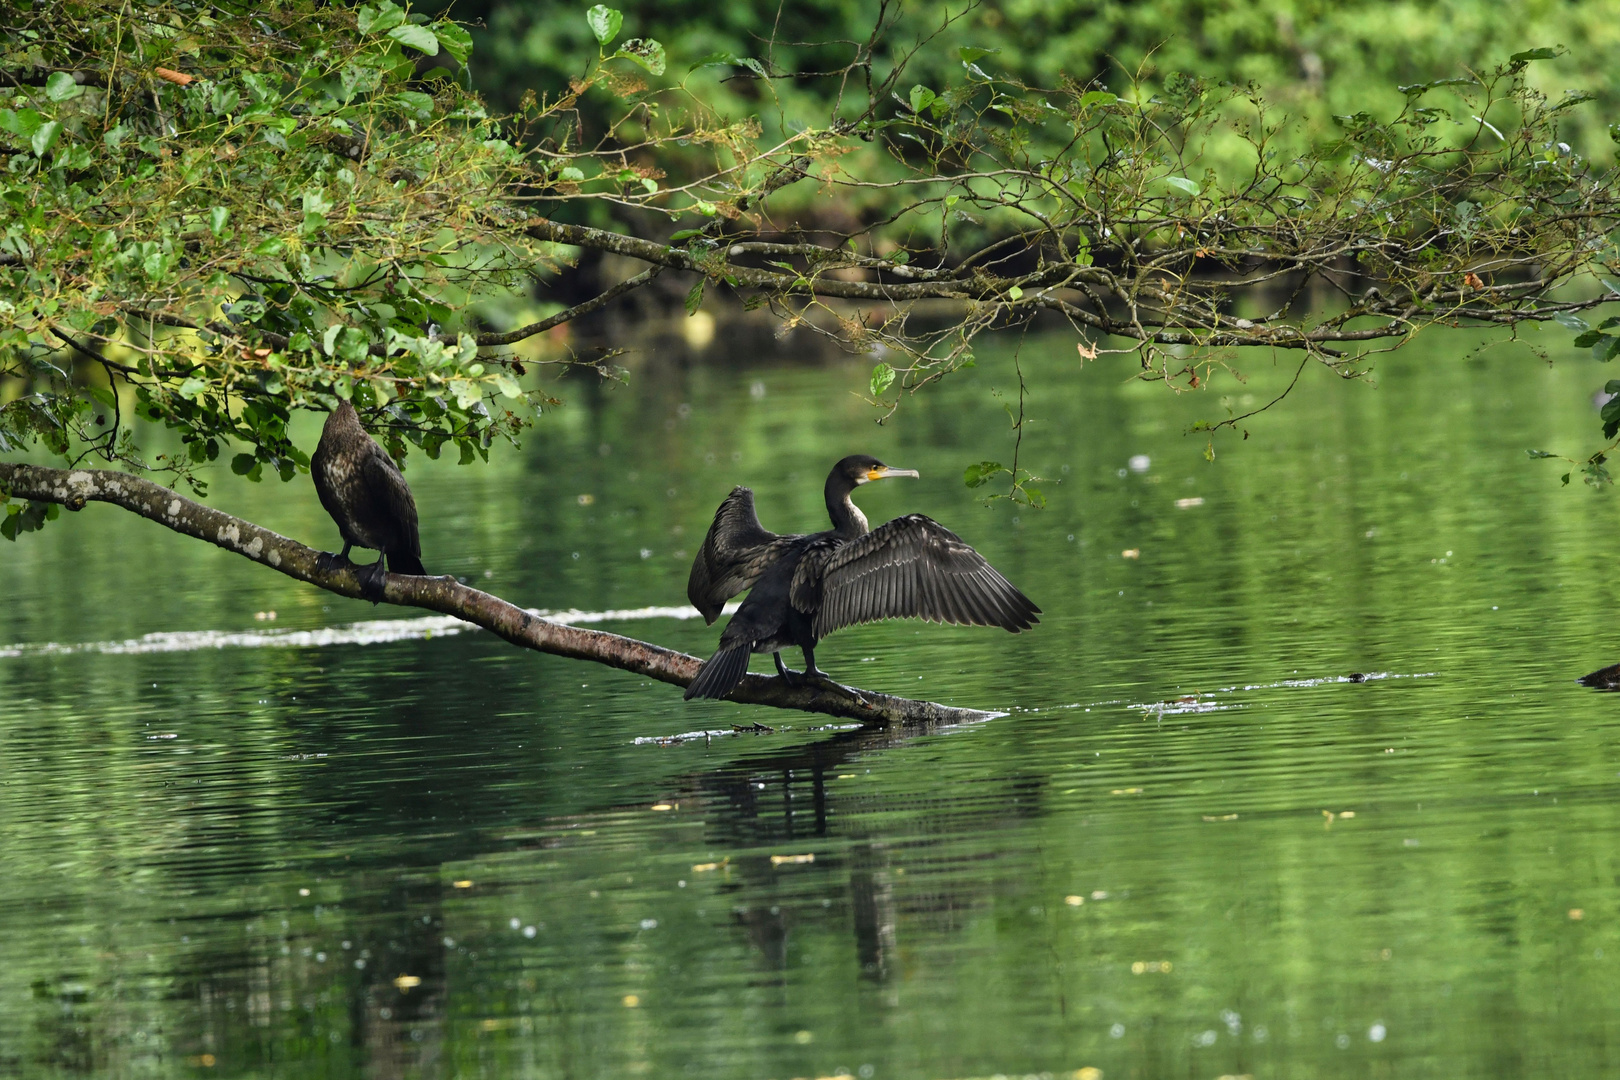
[770,853,815,866]
[1131,960,1172,974]
[1203,814,1239,822]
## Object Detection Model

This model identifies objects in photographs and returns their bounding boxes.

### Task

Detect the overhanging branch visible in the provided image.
[0,463,994,726]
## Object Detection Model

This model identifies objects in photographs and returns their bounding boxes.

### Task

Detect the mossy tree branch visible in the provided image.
[0,463,995,727]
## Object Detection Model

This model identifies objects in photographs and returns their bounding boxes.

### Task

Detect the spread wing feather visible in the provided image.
[808,514,1040,639]
[687,487,799,623]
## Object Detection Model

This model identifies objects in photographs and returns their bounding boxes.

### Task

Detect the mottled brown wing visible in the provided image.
[361,445,423,571]
[808,514,1040,639]
[687,486,796,623]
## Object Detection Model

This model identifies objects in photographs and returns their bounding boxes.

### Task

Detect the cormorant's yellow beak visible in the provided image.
[867,465,920,482]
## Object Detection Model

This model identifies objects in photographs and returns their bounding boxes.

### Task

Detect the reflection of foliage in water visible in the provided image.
[3,329,1620,1076]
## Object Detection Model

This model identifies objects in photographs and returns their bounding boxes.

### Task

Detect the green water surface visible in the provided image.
[4,327,1620,1079]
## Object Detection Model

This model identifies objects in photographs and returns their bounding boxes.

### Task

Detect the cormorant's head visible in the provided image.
[834,454,920,486]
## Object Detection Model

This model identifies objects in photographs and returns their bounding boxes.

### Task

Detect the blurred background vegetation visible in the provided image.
[446,0,1620,177]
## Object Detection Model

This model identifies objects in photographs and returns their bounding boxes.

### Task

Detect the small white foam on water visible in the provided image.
[0,602,739,660]
[1046,671,1438,714]
[632,729,741,746]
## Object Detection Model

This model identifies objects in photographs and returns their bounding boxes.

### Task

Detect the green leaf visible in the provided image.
[252,237,286,257]
[964,460,1004,488]
[1006,285,1024,301]
[1509,47,1560,63]
[177,378,207,399]
[586,5,623,47]
[1562,472,1572,485]
[684,278,704,316]
[668,228,703,242]
[45,72,83,102]
[1604,397,1620,439]
[614,38,666,76]
[1574,330,1606,349]
[433,22,473,64]
[1526,449,1560,459]
[909,85,935,116]
[230,452,257,475]
[209,206,230,237]
[1555,312,1590,332]
[1079,90,1117,109]
[1074,234,1093,266]
[958,46,999,64]
[1161,175,1201,197]
[394,91,435,120]
[493,374,522,398]
[0,108,41,138]
[357,1,405,34]
[869,362,895,397]
[389,23,438,54]
[31,121,61,157]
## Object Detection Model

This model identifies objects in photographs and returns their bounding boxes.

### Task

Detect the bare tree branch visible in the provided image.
[475,266,666,346]
[0,463,995,726]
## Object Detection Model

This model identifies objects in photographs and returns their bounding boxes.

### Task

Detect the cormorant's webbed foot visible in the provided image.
[772,651,796,684]
[316,542,355,577]
[357,557,389,603]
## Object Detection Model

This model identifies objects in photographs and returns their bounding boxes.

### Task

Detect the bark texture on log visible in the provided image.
[0,463,998,725]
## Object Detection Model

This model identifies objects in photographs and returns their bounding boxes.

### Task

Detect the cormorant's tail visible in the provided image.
[684,645,751,701]
[388,550,427,576]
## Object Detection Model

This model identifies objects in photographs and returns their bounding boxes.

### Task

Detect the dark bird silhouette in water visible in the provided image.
[311,401,426,600]
[685,454,1039,700]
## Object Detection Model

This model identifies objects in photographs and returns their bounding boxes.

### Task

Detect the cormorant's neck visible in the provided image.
[824,473,868,538]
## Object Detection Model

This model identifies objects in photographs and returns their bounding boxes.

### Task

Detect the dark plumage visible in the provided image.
[685,454,1039,701]
[310,401,426,600]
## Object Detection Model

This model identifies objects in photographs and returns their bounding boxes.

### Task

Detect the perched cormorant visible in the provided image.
[685,454,1039,700]
[311,401,426,599]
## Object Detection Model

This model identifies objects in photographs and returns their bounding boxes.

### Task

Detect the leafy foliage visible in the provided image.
[0,0,556,489]
[5,0,1620,522]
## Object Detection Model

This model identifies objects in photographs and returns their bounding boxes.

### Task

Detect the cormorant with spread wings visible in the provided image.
[685,454,1039,700]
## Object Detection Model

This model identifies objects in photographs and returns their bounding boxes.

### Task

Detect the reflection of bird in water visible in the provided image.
[685,454,1039,700]
[311,401,427,600]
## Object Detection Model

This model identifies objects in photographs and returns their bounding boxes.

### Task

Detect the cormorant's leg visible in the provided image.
[801,644,827,681]
[316,542,354,575]
[773,651,801,685]
[358,556,388,603]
